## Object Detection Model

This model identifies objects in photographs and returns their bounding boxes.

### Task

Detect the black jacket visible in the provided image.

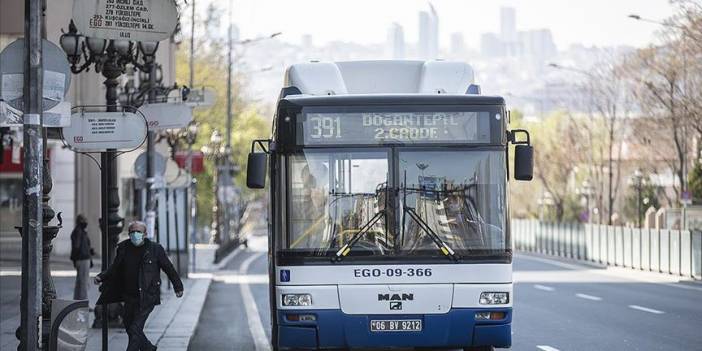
[96,239,183,307]
[70,226,92,262]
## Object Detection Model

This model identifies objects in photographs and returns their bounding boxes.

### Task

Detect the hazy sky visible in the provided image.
[200,0,676,49]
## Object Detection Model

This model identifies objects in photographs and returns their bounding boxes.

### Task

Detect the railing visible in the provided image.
[512,219,702,280]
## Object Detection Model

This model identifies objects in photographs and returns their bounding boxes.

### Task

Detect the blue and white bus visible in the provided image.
[247,61,534,351]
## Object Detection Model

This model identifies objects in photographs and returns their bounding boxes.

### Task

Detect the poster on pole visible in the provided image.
[62,111,147,152]
[0,38,72,112]
[1,101,72,127]
[72,0,179,42]
[139,103,193,130]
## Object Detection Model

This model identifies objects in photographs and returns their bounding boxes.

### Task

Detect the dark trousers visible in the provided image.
[123,299,156,351]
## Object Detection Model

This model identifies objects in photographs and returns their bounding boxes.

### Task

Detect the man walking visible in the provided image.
[70,214,93,300]
[95,221,184,351]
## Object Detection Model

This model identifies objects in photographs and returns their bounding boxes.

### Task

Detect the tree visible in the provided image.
[623,175,662,226]
[689,161,702,204]
[175,3,271,229]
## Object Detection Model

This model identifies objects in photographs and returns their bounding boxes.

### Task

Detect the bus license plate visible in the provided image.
[370,319,422,332]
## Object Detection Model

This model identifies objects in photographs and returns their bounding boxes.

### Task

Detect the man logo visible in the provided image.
[389,301,402,310]
[377,293,414,301]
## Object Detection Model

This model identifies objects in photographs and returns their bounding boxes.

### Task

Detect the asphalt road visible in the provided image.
[189,233,702,351]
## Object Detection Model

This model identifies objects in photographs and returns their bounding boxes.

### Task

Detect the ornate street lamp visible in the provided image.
[60,19,161,329]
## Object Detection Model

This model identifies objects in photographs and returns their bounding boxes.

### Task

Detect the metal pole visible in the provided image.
[190,0,196,89]
[186,143,195,272]
[223,9,234,247]
[100,152,109,350]
[145,63,157,237]
[226,1,233,149]
[188,0,197,273]
[20,0,43,348]
[637,183,642,228]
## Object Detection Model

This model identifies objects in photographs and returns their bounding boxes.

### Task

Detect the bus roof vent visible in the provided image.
[284,60,475,95]
[285,62,348,96]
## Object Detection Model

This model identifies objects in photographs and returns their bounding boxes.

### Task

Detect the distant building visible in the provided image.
[387,23,405,59]
[480,32,504,58]
[519,29,557,60]
[418,4,439,59]
[500,7,518,56]
[480,7,556,60]
[450,32,465,56]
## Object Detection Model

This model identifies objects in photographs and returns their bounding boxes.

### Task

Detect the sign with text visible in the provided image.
[62,111,147,151]
[301,111,491,145]
[0,38,71,111]
[0,101,71,127]
[184,88,216,108]
[72,0,179,42]
[139,103,193,130]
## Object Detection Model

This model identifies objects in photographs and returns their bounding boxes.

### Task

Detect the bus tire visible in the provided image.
[464,347,495,351]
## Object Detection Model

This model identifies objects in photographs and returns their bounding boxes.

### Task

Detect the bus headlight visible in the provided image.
[479,292,509,305]
[282,294,313,306]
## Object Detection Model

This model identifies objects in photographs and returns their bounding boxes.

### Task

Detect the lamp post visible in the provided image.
[184,123,199,272]
[59,20,160,334]
[630,169,645,228]
[578,180,595,224]
[202,130,223,245]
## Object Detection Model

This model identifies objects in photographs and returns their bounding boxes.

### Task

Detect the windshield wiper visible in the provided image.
[331,210,385,262]
[404,205,460,262]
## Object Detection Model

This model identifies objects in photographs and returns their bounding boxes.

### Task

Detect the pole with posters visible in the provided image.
[20,0,43,349]
[145,61,158,240]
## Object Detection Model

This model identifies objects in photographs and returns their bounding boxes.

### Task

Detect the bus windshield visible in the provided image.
[285,148,506,260]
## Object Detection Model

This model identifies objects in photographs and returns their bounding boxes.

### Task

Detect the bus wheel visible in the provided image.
[464,347,495,351]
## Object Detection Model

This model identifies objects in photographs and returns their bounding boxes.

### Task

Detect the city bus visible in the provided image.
[246,60,533,351]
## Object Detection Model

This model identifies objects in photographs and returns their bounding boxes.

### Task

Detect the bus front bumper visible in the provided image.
[277,308,512,350]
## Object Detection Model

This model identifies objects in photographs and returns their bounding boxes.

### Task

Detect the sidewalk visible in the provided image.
[85,278,210,351]
[85,245,220,350]
[0,243,223,350]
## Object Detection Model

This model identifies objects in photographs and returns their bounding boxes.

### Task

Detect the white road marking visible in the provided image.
[0,270,98,277]
[517,254,702,292]
[534,284,555,291]
[213,245,243,270]
[628,305,664,314]
[239,252,271,351]
[575,293,602,301]
[537,345,560,351]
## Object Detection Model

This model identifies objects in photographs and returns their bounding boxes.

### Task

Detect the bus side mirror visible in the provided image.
[514,144,533,181]
[247,152,267,189]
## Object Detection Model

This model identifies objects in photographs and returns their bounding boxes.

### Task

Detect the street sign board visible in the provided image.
[72,0,179,42]
[185,88,216,108]
[43,102,72,127]
[0,39,72,111]
[62,111,147,152]
[1,101,71,127]
[134,150,167,179]
[139,103,193,130]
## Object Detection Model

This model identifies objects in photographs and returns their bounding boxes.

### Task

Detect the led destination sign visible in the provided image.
[301,111,490,145]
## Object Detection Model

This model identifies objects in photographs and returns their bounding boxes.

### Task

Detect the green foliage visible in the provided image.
[622,175,661,225]
[175,30,270,229]
[689,162,702,205]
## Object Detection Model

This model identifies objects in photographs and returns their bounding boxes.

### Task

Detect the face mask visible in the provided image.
[80,222,88,229]
[129,231,145,246]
